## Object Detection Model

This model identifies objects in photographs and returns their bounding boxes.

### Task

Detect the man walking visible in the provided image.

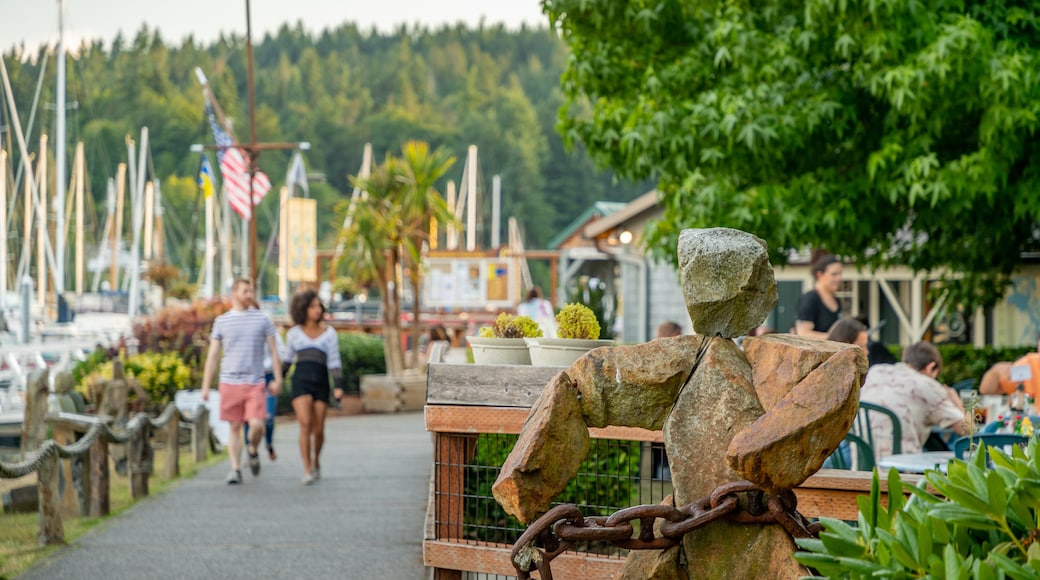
[202,278,284,484]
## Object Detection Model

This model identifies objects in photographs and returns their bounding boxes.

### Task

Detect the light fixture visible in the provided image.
[618,230,634,245]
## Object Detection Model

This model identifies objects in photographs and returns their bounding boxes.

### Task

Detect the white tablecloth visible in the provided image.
[877,451,954,474]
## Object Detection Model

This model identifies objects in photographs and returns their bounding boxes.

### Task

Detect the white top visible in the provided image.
[284,325,342,371]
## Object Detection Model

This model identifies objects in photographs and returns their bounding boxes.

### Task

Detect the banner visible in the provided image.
[285,197,317,282]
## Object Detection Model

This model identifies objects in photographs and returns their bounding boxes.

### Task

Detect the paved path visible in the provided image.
[22,412,431,580]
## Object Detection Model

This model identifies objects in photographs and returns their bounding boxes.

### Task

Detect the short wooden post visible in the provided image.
[51,424,80,516]
[90,435,110,517]
[37,451,65,546]
[164,411,180,479]
[193,406,209,463]
[128,422,151,499]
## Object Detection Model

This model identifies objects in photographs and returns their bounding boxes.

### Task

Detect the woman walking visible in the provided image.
[283,290,343,484]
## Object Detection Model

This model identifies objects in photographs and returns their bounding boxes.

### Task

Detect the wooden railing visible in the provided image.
[0,402,213,546]
[423,358,923,579]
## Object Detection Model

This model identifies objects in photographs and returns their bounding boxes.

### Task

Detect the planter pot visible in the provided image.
[466,336,532,365]
[525,337,614,367]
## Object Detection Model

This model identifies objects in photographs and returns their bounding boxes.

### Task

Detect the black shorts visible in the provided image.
[290,363,331,403]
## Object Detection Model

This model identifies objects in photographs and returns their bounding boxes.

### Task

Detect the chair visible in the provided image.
[826,432,875,471]
[951,433,1030,460]
[852,402,902,457]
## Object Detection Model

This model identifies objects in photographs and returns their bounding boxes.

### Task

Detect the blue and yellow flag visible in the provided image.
[198,154,215,198]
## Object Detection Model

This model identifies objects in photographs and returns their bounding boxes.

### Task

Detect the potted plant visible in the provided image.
[526,303,614,367]
[467,313,542,365]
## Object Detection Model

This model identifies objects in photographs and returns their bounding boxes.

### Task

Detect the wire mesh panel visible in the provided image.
[434,432,673,559]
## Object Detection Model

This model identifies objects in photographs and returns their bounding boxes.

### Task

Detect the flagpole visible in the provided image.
[245,0,259,288]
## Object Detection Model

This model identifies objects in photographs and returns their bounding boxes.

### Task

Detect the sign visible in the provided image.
[285,197,317,282]
[424,257,517,308]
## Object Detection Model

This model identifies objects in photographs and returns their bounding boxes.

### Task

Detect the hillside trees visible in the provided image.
[545,0,1040,308]
[1,22,648,293]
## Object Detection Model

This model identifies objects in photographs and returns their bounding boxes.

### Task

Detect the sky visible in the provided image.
[0,0,548,52]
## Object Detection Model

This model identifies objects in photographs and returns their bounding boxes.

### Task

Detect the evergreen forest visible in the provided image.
[1,21,649,291]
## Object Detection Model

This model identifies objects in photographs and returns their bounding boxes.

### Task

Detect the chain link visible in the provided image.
[510,480,821,578]
[0,403,198,479]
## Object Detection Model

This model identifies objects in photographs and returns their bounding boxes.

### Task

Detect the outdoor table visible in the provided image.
[877,451,954,474]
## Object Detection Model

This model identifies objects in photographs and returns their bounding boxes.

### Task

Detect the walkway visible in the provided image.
[21,412,431,579]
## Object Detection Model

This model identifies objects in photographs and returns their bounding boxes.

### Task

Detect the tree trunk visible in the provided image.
[382,249,405,378]
[408,271,422,369]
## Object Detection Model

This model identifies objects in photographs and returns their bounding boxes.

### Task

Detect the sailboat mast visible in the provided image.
[55,0,66,294]
[1,149,6,310]
[112,163,125,289]
[37,134,47,308]
[74,141,84,296]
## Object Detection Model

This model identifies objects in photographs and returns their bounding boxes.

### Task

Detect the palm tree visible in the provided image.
[334,141,457,377]
[398,141,456,368]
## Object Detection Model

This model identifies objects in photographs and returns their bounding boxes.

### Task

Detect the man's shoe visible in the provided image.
[248,451,261,476]
[267,445,277,461]
[226,469,242,485]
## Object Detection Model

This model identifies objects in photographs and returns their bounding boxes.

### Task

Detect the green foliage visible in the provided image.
[545,0,1040,310]
[566,277,616,340]
[464,434,641,546]
[1,23,649,296]
[795,441,1040,578]
[884,344,1034,386]
[77,352,193,407]
[555,303,601,340]
[337,332,387,395]
[71,347,112,386]
[478,313,542,338]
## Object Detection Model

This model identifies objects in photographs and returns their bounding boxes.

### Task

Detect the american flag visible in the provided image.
[205,100,271,220]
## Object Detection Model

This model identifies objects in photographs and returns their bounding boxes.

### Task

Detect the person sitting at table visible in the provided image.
[859,341,970,458]
[978,334,1040,414]
[826,317,868,350]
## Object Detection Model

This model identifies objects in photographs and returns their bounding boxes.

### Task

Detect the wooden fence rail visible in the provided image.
[0,403,212,546]
[422,360,923,579]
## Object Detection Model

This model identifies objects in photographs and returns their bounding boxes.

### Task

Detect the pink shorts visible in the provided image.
[218,382,266,423]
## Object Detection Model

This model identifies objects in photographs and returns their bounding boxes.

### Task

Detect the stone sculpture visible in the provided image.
[493,228,867,579]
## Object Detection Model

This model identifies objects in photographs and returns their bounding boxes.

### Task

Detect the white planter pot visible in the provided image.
[466,336,532,365]
[525,337,614,367]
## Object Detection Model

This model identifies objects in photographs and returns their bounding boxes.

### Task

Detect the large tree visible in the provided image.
[545,0,1040,307]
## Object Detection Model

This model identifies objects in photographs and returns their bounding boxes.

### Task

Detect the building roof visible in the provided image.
[548,201,629,250]
[583,190,659,239]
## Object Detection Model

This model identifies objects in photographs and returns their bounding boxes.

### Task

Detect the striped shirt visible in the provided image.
[211,308,277,385]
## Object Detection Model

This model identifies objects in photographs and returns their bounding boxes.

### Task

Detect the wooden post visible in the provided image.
[52,424,79,515]
[193,406,209,464]
[164,412,180,479]
[128,422,151,499]
[37,451,65,546]
[432,432,475,580]
[90,435,110,517]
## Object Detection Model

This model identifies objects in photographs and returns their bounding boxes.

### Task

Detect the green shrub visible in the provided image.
[566,277,615,340]
[795,440,1040,577]
[885,344,1034,385]
[478,313,542,338]
[338,332,387,395]
[76,352,193,408]
[556,303,601,340]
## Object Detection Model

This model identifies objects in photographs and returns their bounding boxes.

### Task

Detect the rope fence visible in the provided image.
[0,402,213,546]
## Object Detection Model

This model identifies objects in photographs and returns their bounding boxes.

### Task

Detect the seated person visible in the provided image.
[826,317,868,351]
[859,341,969,458]
[978,334,1040,414]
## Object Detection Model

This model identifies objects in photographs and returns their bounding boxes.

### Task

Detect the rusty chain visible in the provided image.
[510,480,822,580]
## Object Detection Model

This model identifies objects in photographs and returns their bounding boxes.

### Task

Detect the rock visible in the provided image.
[678,228,777,338]
[727,346,866,492]
[618,545,688,580]
[663,338,805,579]
[743,334,853,411]
[568,335,707,430]
[492,371,590,523]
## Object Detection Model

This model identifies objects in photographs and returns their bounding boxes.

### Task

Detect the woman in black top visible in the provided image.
[794,254,843,339]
